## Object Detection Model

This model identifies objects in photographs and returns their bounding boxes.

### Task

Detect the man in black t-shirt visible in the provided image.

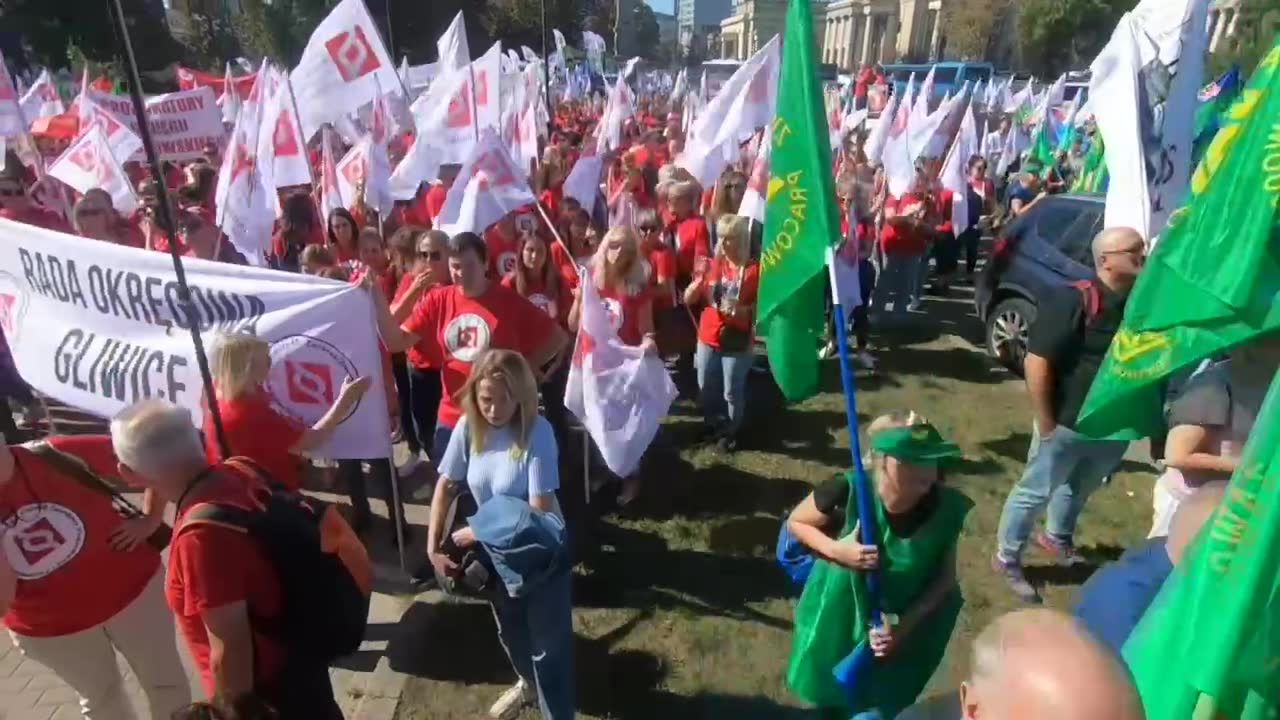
[993,227,1146,603]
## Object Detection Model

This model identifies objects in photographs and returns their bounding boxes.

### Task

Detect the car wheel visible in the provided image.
[986,297,1036,374]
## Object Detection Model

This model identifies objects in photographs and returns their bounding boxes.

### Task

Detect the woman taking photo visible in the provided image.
[786,411,970,720]
[206,333,372,490]
[392,229,450,477]
[683,215,759,452]
[427,350,573,720]
[569,227,656,505]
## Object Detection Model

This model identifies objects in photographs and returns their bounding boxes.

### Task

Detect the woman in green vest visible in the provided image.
[786,411,971,719]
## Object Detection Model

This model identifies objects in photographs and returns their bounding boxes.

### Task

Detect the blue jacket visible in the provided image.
[468,495,569,599]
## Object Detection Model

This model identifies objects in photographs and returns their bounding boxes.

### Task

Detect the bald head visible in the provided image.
[1166,481,1227,565]
[1091,227,1145,263]
[961,609,1144,720]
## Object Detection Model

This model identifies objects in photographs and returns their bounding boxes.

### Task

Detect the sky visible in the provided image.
[646,0,676,16]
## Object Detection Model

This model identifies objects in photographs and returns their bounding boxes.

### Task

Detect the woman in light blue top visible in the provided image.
[426,349,571,720]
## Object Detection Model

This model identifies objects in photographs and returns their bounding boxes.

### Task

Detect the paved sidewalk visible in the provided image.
[1,474,433,720]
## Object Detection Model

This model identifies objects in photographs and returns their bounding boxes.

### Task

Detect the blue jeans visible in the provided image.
[873,253,921,315]
[694,341,753,436]
[490,568,575,719]
[996,423,1128,561]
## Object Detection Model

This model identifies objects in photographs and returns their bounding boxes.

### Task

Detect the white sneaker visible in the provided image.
[396,451,425,479]
[855,350,878,371]
[818,341,837,360]
[489,679,534,719]
[906,299,923,312]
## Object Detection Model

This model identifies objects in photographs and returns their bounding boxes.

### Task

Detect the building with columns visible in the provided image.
[720,0,945,66]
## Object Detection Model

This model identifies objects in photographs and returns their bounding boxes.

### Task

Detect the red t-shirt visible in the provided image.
[550,242,591,291]
[205,390,306,490]
[484,227,521,278]
[880,193,932,256]
[697,260,760,350]
[597,285,652,347]
[1,436,161,637]
[424,184,449,223]
[501,273,572,327]
[540,187,563,221]
[402,283,559,428]
[647,245,678,310]
[0,206,71,233]
[672,216,712,281]
[167,465,286,696]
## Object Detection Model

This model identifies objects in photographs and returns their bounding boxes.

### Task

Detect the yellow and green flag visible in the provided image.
[1123,371,1280,718]
[1074,40,1280,439]
[757,0,841,402]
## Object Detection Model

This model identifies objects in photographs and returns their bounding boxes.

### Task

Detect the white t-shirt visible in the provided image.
[439,414,560,505]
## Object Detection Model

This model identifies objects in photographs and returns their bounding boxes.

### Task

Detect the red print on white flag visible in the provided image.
[325,26,380,82]
[48,126,138,214]
[437,129,535,235]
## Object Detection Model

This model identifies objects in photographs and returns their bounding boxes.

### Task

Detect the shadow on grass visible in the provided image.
[1023,543,1126,589]
[981,431,1032,462]
[875,346,1008,385]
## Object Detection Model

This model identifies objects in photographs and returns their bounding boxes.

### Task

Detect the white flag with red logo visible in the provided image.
[334,135,391,213]
[564,272,677,478]
[257,66,311,189]
[437,129,535,235]
[939,100,978,235]
[48,126,139,214]
[215,65,274,262]
[19,70,64,125]
[0,53,27,138]
[219,61,242,124]
[595,76,635,155]
[387,64,471,200]
[882,88,917,198]
[677,35,779,187]
[76,90,144,164]
[737,130,771,223]
[290,0,401,140]
[509,99,539,180]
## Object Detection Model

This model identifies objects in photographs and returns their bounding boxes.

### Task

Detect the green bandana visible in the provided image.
[870,424,961,467]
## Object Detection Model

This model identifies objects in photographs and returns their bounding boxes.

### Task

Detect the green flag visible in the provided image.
[757,0,841,402]
[1123,370,1280,718]
[1074,41,1280,439]
[1071,135,1108,193]
[1028,118,1057,172]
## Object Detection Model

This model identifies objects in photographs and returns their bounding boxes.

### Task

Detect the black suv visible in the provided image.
[974,193,1106,373]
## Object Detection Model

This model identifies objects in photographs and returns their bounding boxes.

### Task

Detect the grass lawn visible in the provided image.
[392,287,1154,720]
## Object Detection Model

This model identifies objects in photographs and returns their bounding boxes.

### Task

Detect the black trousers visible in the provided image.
[262,661,343,720]
[390,353,418,455]
[339,458,406,546]
[408,366,442,461]
[960,227,982,274]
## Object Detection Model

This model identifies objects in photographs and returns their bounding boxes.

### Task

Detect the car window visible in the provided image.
[1058,209,1104,267]
[1031,200,1083,247]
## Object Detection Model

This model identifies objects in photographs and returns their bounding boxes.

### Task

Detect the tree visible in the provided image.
[481,0,584,56]
[633,3,662,61]
[941,0,1014,61]
[583,0,617,45]
[6,0,181,73]
[1017,0,1128,78]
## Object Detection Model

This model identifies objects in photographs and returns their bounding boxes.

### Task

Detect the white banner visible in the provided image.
[48,126,139,215]
[0,219,391,459]
[80,87,224,161]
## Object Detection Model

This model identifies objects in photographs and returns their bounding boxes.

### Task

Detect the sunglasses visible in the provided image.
[638,225,660,233]
[0,188,24,198]
[417,249,443,261]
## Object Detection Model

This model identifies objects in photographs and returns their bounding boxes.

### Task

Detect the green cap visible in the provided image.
[870,424,961,466]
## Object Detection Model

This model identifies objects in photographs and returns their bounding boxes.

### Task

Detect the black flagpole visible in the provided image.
[107,0,231,458]
[541,0,553,130]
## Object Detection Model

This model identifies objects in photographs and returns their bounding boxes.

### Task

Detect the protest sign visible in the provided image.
[81,86,224,162]
[0,218,391,460]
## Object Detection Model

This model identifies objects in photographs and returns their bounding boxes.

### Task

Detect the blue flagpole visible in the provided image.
[825,247,883,699]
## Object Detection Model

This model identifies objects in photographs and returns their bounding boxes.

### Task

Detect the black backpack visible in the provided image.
[176,459,372,664]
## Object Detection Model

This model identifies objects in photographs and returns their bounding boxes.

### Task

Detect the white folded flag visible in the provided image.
[882,93,916,198]
[257,66,312,190]
[1089,0,1209,242]
[0,53,27,138]
[864,89,899,165]
[563,147,604,213]
[521,46,539,64]
[388,66,471,200]
[290,0,401,140]
[911,65,935,120]
[215,65,275,262]
[595,75,636,155]
[678,35,779,187]
[737,130,771,223]
[318,126,343,219]
[437,129,536,235]
[48,125,139,214]
[564,271,677,478]
[19,70,64,124]
[219,62,242,124]
[939,101,978,234]
[335,135,391,212]
[437,11,471,72]
[77,90,143,165]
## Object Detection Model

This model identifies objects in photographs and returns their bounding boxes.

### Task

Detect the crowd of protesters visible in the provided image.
[0,61,1270,720]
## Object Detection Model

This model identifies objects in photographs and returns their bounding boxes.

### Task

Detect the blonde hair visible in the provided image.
[210,333,270,401]
[458,349,540,457]
[715,214,750,258]
[864,409,928,464]
[592,226,649,297]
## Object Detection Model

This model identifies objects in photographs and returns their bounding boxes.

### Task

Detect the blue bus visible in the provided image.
[882,61,995,105]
